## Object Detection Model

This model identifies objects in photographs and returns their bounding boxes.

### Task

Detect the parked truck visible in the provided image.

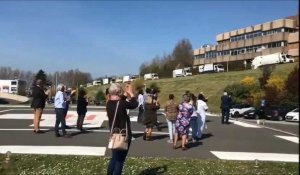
[251,52,294,69]
[122,75,130,83]
[102,78,109,85]
[198,64,224,73]
[92,80,101,86]
[172,68,192,78]
[144,73,159,80]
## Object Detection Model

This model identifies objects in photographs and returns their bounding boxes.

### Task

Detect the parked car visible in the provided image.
[285,108,299,122]
[230,104,255,118]
[243,107,265,119]
[265,106,291,121]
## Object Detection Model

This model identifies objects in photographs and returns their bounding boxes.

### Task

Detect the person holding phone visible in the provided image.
[31,79,50,133]
[106,83,138,175]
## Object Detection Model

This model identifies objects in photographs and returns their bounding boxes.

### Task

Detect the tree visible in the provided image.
[258,65,276,89]
[224,83,252,105]
[284,65,299,98]
[264,75,285,107]
[95,90,105,104]
[281,65,299,108]
[35,69,47,82]
[172,39,194,68]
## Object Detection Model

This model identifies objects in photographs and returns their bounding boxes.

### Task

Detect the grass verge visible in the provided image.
[86,63,298,113]
[0,154,298,175]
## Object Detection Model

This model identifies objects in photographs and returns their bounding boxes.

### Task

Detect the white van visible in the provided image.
[144,73,159,80]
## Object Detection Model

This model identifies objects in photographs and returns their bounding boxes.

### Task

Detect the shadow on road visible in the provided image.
[201,133,213,140]
[187,141,202,149]
[70,130,92,136]
[152,135,168,141]
[138,165,167,175]
[132,133,144,139]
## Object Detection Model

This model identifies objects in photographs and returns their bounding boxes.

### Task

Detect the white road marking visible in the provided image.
[211,151,299,162]
[0,111,108,128]
[0,109,13,113]
[230,120,262,128]
[0,145,106,156]
[275,135,299,144]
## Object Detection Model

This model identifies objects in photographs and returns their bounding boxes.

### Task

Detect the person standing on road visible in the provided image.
[152,90,162,131]
[173,94,193,151]
[189,93,199,142]
[196,93,208,139]
[31,79,50,133]
[63,87,76,129]
[106,83,138,175]
[76,88,88,131]
[137,89,145,123]
[164,94,178,143]
[143,95,160,141]
[54,84,71,138]
[220,91,232,124]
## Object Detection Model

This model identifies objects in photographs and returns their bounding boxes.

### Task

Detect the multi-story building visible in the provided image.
[193,14,299,70]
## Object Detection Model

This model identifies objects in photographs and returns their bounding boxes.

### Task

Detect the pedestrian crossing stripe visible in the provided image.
[0,146,106,156]
[275,135,299,144]
[229,119,263,128]
[0,111,108,128]
[211,151,299,162]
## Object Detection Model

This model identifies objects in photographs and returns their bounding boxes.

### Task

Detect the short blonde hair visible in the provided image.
[109,83,123,96]
[57,84,65,91]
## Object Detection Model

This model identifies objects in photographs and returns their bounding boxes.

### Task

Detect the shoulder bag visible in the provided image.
[108,101,128,150]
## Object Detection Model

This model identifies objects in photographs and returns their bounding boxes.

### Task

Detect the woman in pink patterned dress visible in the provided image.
[173,94,193,151]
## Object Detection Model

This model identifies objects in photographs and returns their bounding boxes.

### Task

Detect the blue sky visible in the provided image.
[0,1,298,79]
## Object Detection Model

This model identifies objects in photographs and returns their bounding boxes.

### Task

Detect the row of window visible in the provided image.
[194,41,286,59]
[229,27,297,42]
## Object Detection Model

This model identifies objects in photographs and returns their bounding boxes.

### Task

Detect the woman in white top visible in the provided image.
[196,93,208,139]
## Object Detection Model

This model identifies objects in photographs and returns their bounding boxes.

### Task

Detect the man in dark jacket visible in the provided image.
[31,79,50,133]
[220,91,232,124]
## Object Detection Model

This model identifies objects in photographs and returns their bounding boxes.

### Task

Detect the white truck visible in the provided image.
[115,77,123,83]
[251,52,294,69]
[92,80,101,86]
[122,75,130,83]
[198,64,224,73]
[144,73,159,80]
[102,78,109,85]
[123,75,138,83]
[172,68,192,78]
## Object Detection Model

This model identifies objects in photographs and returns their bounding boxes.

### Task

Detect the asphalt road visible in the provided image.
[0,106,299,162]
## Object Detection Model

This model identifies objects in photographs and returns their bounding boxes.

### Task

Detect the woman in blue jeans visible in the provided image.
[189,94,199,142]
[106,83,138,175]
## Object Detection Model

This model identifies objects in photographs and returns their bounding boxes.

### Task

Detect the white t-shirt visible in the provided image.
[196,99,208,117]
[138,94,144,107]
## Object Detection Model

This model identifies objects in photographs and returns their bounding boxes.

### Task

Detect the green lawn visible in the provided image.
[86,63,298,113]
[0,154,298,175]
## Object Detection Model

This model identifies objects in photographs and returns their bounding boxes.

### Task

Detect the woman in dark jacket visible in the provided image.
[106,83,138,175]
[31,79,50,133]
[143,95,160,141]
[76,88,88,131]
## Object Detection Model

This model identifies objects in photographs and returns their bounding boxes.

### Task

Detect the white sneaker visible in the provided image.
[167,139,173,143]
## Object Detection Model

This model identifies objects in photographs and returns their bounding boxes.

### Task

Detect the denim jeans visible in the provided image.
[166,119,175,140]
[190,117,198,140]
[107,140,131,175]
[196,115,204,139]
[222,110,230,123]
[137,105,144,123]
[55,108,66,135]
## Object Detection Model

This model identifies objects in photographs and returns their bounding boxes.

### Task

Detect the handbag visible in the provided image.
[108,101,129,150]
